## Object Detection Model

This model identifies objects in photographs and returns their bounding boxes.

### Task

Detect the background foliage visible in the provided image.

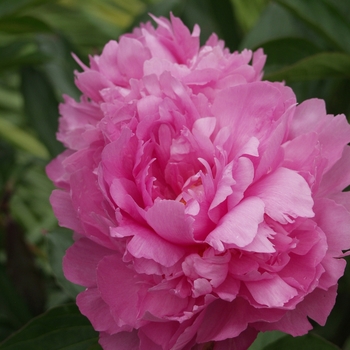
[0,0,349,349]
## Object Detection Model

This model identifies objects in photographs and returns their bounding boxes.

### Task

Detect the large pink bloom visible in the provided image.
[47,14,350,350]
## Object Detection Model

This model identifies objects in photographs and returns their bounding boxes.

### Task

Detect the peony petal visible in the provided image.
[75,70,114,102]
[63,238,115,287]
[226,156,255,210]
[211,81,285,158]
[247,167,314,224]
[196,299,253,342]
[139,289,189,320]
[145,199,195,245]
[245,275,298,308]
[289,98,327,138]
[212,328,258,350]
[314,198,350,254]
[99,330,140,350]
[126,223,185,266]
[242,222,276,253]
[45,150,72,189]
[116,36,151,79]
[97,255,148,327]
[77,288,122,334]
[291,99,350,171]
[297,285,338,326]
[206,197,265,251]
[50,190,83,234]
[318,146,350,196]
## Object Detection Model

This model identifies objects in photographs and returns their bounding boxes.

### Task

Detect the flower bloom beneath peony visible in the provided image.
[47,13,350,350]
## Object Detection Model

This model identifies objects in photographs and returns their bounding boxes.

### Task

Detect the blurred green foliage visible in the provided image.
[0,0,349,349]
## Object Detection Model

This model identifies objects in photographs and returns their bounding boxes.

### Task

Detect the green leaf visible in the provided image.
[208,0,241,51]
[177,0,241,51]
[249,331,285,350]
[0,265,32,338]
[276,0,350,53]
[127,0,182,26]
[21,66,63,157]
[0,16,51,34]
[261,37,321,67]
[47,229,84,298]
[0,140,15,194]
[344,336,350,350]
[0,304,101,350]
[0,118,49,159]
[240,2,311,50]
[36,33,81,99]
[263,333,340,350]
[264,52,350,82]
[0,0,47,18]
[0,41,48,72]
[230,0,269,33]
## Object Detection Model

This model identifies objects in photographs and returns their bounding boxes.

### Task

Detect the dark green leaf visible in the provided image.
[0,16,51,34]
[249,331,285,350]
[2,188,46,316]
[178,0,239,48]
[327,0,350,20]
[276,0,350,53]
[0,304,101,350]
[264,52,350,82]
[0,140,15,194]
[0,265,32,334]
[263,333,340,350]
[209,0,241,51]
[261,37,321,67]
[0,41,48,72]
[21,66,63,157]
[47,229,84,298]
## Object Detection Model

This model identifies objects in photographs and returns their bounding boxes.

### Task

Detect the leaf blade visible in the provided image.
[0,304,101,350]
[263,333,340,350]
[264,52,350,82]
[276,0,350,53]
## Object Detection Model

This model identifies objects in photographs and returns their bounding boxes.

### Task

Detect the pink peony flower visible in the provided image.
[47,13,350,350]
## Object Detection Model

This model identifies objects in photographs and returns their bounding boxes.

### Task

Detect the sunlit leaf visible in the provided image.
[230,0,269,33]
[127,0,181,27]
[0,304,101,350]
[32,3,115,53]
[0,118,49,159]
